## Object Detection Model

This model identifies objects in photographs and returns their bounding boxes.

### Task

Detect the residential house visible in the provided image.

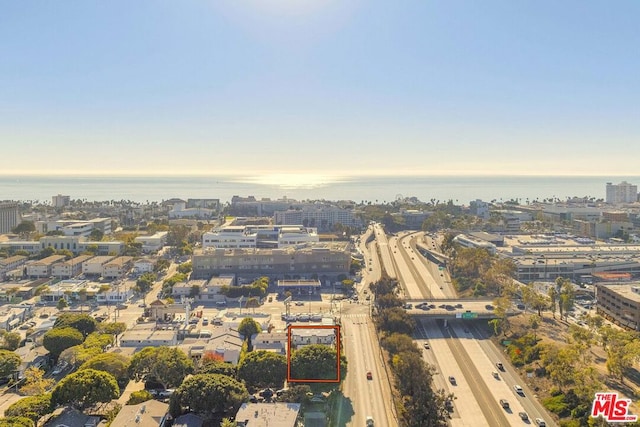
[110,399,170,427]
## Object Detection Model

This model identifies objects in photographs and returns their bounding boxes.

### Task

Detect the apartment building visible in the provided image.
[82,256,115,276]
[274,206,362,231]
[51,255,94,279]
[202,225,318,249]
[26,255,66,278]
[0,255,28,280]
[102,256,133,279]
[606,181,638,204]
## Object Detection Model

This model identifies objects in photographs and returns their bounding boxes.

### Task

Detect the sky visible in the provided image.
[1,1,639,177]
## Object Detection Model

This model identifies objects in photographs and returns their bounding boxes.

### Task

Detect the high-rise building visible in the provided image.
[0,201,20,234]
[52,194,70,208]
[606,181,638,204]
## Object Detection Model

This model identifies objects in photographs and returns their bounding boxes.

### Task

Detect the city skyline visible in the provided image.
[2,1,639,176]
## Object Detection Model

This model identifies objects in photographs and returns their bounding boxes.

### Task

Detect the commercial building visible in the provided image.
[39,235,124,255]
[36,218,112,237]
[452,234,497,254]
[596,284,640,330]
[202,225,319,250]
[120,329,178,347]
[191,244,350,281]
[606,181,638,204]
[470,199,490,220]
[0,201,20,234]
[134,231,168,253]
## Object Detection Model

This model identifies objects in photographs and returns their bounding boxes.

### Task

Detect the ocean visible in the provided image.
[1,175,638,205]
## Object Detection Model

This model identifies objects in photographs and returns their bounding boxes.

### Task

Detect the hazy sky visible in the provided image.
[1,1,639,177]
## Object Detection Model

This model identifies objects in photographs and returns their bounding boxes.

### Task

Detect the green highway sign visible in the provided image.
[462,312,478,319]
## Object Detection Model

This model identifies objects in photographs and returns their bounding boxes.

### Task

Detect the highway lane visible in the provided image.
[416,319,491,427]
[341,312,396,427]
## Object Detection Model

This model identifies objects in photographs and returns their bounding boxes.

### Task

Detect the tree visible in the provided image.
[79,353,130,385]
[169,373,248,417]
[5,394,53,423]
[12,221,35,238]
[98,322,127,336]
[0,350,21,378]
[198,354,236,378]
[290,344,346,381]
[88,228,104,242]
[529,314,541,340]
[43,327,84,360]
[220,418,238,427]
[56,298,68,310]
[20,367,55,396]
[128,347,193,389]
[0,417,35,427]
[238,318,261,351]
[0,330,21,351]
[154,259,170,273]
[245,297,260,314]
[126,390,154,405]
[237,351,287,389]
[54,313,97,337]
[381,333,421,356]
[135,272,156,293]
[177,261,192,274]
[52,369,119,410]
[376,307,415,335]
[548,287,558,319]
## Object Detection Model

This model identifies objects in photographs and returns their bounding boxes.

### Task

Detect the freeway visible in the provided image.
[377,227,557,426]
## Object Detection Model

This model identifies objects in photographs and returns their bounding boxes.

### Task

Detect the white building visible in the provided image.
[291,328,336,347]
[168,201,216,219]
[37,218,112,237]
[0,201,20,234]
[134,231,168,253]
[133,259,155,274]
[606,181,638,204]
[202,225,318,249]
[274,206,362,231]
[470,199,490,220]
[120,329,178,347]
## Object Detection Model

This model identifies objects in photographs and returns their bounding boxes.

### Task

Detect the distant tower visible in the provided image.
[0,201,20,234]
[52,194,70,208]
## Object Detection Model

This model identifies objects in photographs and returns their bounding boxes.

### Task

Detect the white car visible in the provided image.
[514,384,524,395]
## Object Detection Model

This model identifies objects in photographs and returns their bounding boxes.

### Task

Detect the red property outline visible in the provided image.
[286,324,341,383]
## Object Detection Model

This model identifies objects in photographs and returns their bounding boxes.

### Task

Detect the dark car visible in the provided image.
[448,376,456,385]
[519,412,529,421]
[500,399,509,409]
[496,362,504,371]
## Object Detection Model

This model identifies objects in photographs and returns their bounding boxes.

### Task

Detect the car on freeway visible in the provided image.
[535,418,546,426]
[496,362,504,371]
[499,399,509,409]
[366,416,374,426]
[514,384,524,395]
[423,342,430,349]
[518,412,529,421]
[366,371,372,380]
[492,371,500,379]
[448,376,456,385]
[295,301,304,306]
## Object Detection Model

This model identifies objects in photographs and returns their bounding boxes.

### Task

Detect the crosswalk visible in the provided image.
[342,313,369,319]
